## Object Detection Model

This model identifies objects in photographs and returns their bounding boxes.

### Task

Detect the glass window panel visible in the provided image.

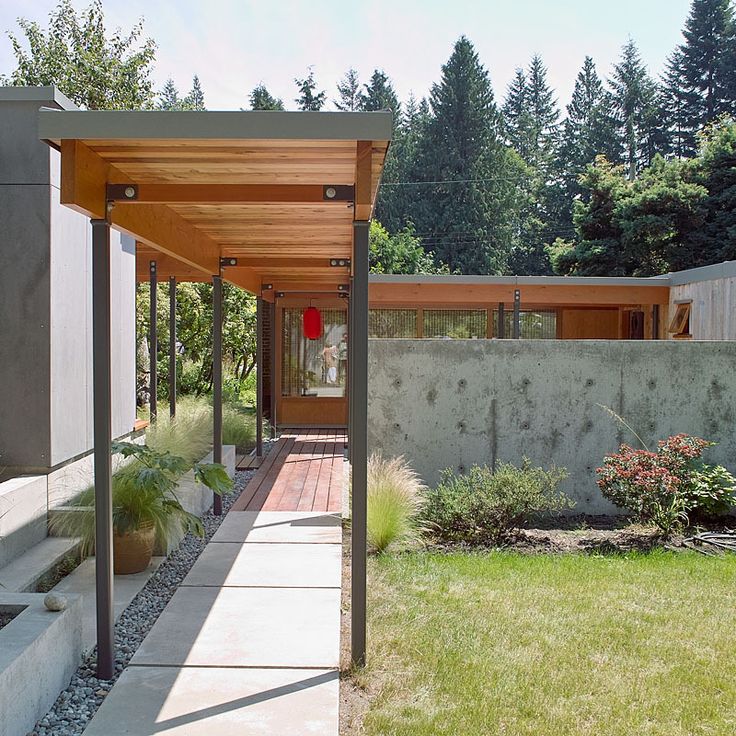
[281,307,347,398]
[493,310,557,339]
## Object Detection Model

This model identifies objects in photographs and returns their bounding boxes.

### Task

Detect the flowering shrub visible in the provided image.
[597,434,736,528]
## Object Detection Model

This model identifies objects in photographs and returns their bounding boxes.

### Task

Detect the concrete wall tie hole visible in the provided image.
[586,378,595,387]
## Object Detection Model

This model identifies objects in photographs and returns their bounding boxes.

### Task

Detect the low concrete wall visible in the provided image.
[0,476,48,568]
[368,340,736,514]
[0,592,82,736]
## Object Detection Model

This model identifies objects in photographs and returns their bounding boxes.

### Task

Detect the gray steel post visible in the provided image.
[513,289,521,339]
[498,303,505,339]
[351,221,369,666]
[347,286,353,459]
[169,276,177,418]
[269,301,276,439]
[212,275,223,515]
[652,304,660,340]
[91,218,115,680]
[149,261,157,420]
[256,297,264,457]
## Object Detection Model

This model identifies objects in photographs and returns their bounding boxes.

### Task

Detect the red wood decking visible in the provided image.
[231,428,347,513]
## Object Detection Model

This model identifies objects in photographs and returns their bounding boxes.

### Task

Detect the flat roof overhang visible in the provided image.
[39,108,392,295]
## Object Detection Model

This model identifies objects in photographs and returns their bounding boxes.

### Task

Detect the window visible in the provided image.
[281,307,347,398]
[668,302,692,339]
[423,309,487,339]
[369,309,417,338]
[494,310,558,339]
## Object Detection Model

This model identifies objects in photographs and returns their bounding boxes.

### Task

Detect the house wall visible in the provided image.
[560,309,619,339]
[0,89,136,472]
[668,274,736,340]
[368,339,736,514]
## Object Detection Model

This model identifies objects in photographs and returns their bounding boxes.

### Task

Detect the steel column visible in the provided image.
[256,297,264,457]
[347,288,353,460]
[212,275,223,515]
[269,301,276,438]
[91,218,115,680]
[498,303,505,339]
[169,276,177,418]
[149,261,157,420]
[513,289,521,339]
[652,304,660,340]
[351,220,369,666]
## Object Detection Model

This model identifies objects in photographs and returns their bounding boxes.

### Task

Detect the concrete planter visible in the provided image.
[0,592,82,736]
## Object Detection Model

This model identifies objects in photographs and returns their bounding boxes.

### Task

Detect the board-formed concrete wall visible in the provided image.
[368,340,736,514]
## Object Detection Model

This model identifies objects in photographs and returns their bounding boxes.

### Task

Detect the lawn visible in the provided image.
[359,551,736,736]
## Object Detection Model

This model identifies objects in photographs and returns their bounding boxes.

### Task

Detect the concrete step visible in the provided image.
[0,536,81,592]
[47,505,88,537]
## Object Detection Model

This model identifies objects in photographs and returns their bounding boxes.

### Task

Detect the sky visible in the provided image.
[0,0,694,111]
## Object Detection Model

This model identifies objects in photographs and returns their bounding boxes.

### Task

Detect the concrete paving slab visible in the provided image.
[211,511,342,544]
[130,586,340,668]
[52,556,164,652]
[182,542,341,588]
[82,666,339,736]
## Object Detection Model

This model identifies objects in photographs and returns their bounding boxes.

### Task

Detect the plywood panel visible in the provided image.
[561,309,620,339]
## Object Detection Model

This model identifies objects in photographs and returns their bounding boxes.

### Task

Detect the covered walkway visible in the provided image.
[232,429,347,513]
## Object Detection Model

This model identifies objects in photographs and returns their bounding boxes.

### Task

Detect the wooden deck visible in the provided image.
[231,428,347,513]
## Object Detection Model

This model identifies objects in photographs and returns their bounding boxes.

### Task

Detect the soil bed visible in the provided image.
[0,609,21,631]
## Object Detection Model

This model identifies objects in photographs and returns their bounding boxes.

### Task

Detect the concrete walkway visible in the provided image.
[82,509,342,735]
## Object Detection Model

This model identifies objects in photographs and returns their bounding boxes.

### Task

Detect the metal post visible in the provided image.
[169,276,177,418]
[149,261,157,420]
[212,275,223,515]
[351,221,369,666]
[269,301,276,439]
[347,288,353,458]
[498,302,505,339]
[256,297,264,457]
[652,305,660,340]
[91,218,115,680]
[513,289,521,339]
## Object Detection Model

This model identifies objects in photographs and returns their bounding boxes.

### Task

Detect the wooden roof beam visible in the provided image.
[107,183,355,204]
[354,140,373,221]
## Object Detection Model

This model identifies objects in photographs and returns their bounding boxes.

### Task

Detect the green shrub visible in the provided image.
[367,453,426,553]
[146,396,212,463]
[222,403,257,449]
[423,461,572,545]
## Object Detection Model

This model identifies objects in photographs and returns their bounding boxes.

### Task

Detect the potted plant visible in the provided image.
[51,441,233,574]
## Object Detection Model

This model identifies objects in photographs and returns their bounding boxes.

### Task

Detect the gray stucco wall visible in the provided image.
[368,340,736,514]
[0,89,136,471]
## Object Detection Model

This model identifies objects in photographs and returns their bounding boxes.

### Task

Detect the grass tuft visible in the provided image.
[367,452,426,554]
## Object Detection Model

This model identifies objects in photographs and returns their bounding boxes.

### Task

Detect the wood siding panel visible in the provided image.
[668,277,736,340]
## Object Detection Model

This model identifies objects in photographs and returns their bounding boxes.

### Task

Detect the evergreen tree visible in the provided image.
[609,39,667,177]
[335,68,360,111]
[525,55,560,170]
[249,84,284,110]
[410,36,519,274]
[502,69,532,160]
[2,0,156,109]
[158,78,182,110]
[663,0,736,155]
[183,75,205,110]
[294,68,326,111]
[358,69,400,117]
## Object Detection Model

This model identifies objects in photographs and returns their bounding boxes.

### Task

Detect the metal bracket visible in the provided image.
[220,257,238,267]
[262,283,273,290]
[323,185,354,201]
[106,183,138,201]
[149,260,157,274]
[329,258,351,268]
[337,284,350,292]
[276,291,285,298]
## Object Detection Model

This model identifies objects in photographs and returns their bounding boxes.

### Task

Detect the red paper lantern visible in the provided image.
[303,306,322,340]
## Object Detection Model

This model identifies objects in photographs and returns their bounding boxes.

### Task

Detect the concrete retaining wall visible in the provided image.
[368,340,736,514]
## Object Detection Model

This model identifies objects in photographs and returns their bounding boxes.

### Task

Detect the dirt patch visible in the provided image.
[340,523,372,735]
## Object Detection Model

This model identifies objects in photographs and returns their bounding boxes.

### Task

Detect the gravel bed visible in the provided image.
[0,610,21,631]
[28,469,254,736]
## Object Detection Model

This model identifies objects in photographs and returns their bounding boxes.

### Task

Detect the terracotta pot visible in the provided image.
[113,521,155,574]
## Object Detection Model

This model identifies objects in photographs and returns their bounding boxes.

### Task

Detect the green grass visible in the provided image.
[361,551,736,736]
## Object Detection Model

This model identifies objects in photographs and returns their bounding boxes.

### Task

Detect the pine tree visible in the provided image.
[663,0,736,155]
[358,69,400,118]
[183,75,205,110]
[411,36,519,274]
[525,55,560,170]
[502,69,532,160]
[158,78,181,110]
[249,84,284,110]
[609,39,667,177]
[335,68,360,111]
[294,68,326,111]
